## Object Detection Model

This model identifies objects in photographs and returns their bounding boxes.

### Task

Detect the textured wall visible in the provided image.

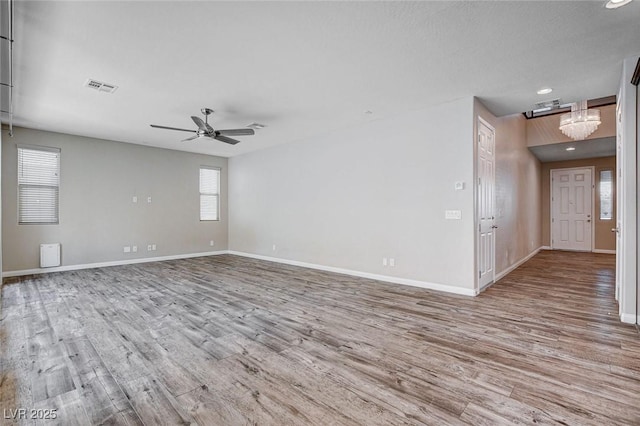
[494,114,542,274]
[527,104,616,147]
[2,126,228,272]
[230,98,476,290]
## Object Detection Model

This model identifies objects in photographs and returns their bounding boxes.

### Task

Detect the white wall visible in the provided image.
[229,97,476,293]
[494,114,541,275]
[0,124,2,276]
[2,126,228,273]
[618,55,638,323]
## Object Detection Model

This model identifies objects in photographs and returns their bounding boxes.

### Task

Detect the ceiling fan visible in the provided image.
[150,108,254,145]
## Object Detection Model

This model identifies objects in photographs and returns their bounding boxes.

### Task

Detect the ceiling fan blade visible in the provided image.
[181,135,200,142]
[191,116,210,132]
[214,135,241,145]
[150,124,196,133]
[216,128,255,136]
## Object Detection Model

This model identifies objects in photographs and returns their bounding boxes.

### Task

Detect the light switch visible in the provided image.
[147,196,152,203]
[454,182,465,191]
[132,196,138,203]
[445,210,462,220]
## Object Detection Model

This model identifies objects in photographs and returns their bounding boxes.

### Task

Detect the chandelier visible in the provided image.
[559,100,601,140]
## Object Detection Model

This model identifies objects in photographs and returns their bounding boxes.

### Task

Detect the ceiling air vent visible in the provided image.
[84,78,118,94]
[534,98,562,112]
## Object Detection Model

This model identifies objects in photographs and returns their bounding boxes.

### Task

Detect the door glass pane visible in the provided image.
[600,170,612,220]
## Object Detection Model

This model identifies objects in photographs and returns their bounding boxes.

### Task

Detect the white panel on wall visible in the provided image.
[40,243,61,268]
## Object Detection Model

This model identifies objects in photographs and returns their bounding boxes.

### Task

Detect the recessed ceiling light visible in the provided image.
[537,88,553,95]
[566,147,576,151]
[606,0,633,9]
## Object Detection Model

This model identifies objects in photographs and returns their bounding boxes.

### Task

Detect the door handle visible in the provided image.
[491,225,498,229]
[611,227,619,233]
[587,220,591,223]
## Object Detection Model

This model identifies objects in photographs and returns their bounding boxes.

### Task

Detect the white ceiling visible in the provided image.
[2,1,640,157]
[529,136,616,162]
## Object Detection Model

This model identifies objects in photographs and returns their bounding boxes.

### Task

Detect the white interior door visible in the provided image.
[477,119,496,289]
[551,168,593,251]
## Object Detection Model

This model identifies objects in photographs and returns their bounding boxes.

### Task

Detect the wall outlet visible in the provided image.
[152,244,156,251]
[132,246,137,253]
[383,257,388,266]
[123,246,131,253]
[209,240,215,247]
[132,196,138,203]
[272,244,276,251]
[147,196,152,203]
[445,210,462,220]
[389,258,395,267]
[147,245,152,251]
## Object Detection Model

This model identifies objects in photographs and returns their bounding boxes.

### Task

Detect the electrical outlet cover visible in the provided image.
[445,210,462,220]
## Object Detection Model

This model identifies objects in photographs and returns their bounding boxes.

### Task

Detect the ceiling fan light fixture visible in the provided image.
[559,100,601,141]
[150,108,255,145]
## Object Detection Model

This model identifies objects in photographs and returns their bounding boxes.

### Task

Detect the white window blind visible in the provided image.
[18,146,60,224]
[200,167,220,221]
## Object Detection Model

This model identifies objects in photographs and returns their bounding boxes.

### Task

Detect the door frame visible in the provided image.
[549,166,595,252]
[475,116,496,293]
[615,100,624,304]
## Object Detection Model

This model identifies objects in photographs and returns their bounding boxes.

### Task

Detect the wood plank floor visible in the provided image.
[1,251,639,425]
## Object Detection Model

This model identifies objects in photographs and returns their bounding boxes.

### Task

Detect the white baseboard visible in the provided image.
[592,249,616,254]
[494,247,541,282]
[620,313,639,324]
[227,250,477,296]
[540,246,552,250]
[2,251,228,278]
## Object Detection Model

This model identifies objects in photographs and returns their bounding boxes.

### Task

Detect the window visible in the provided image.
[18,145,60,224]
[200,167,220,221]
[599,169,613,220]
